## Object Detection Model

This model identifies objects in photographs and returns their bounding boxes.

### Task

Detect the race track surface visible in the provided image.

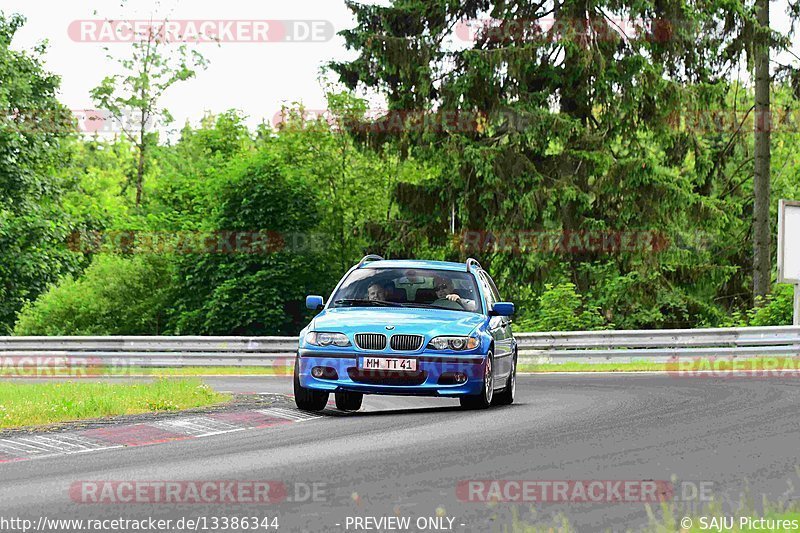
[0,374,798,532]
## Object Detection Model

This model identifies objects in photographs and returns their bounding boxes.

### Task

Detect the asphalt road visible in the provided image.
[1,374,799,532]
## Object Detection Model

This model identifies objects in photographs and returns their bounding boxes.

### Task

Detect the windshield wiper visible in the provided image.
[399,302,436,308]
[403,302,472,312]
[334,299,402,307]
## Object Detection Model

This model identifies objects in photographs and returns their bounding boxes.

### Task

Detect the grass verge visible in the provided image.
[648,498,800,532]
[134,358,800,376]
[131,366,292,376]
[5,358,798,377]
[0,379,230,429]
[496,494,800,532]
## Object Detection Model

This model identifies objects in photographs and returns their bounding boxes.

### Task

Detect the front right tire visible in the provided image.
[335,391,363,411]
[460,351,494,409]
[294,359,329,412]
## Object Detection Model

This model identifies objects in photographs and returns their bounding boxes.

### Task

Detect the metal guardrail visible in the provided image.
[515,326,800,363]
[0,337,297,368]
[0,326,798,368]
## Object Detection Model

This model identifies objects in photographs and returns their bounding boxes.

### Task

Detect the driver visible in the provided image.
[433,276,477,311]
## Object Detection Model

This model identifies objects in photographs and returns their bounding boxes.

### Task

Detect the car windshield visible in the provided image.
[330,267,483,314]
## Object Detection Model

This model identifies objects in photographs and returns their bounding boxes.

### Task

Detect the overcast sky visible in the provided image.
[3,0,798,136]
[3,0,366,135]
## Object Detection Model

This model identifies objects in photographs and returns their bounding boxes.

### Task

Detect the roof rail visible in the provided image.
[357,254,385,268]
[465,258,482,273]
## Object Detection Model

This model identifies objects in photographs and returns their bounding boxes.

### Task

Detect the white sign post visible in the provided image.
[777,200,800,325]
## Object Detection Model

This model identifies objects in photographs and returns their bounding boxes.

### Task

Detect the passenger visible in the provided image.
[367,283,388,302]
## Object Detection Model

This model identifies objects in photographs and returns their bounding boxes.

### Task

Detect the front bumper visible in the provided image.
[296,349,487,396]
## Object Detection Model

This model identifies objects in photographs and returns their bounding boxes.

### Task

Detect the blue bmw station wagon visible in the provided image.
[294,256,517,411]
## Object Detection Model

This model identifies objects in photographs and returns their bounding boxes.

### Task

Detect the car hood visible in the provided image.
[311,307,486,338]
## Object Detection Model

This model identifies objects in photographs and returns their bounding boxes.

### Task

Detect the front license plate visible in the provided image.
[360,357,417,371]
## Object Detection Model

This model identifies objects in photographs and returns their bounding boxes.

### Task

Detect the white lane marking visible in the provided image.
[255,409,306,421]
[0,436,122,458]
[0,406,323,463]
[0,440,49,454]
[32,435,91,451]
[16,436,85,452]
[257,407,323,422]
[152,416,244,437]
[56,434,107,448]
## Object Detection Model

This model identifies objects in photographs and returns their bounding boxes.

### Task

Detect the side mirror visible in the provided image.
[490,302,515,317]
[306,295,325,311]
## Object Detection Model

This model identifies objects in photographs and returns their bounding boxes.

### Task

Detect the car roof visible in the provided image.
[359,259,473,272]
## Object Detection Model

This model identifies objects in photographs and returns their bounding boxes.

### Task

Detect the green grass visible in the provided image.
[0,379,230,429]
[4,358,797,378]
[134,366,291,376]
[648,500,800,532]
[492,493,800,532]
[0,365,292,378]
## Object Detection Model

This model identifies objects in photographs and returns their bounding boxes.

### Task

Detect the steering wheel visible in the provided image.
[433,297,466,310]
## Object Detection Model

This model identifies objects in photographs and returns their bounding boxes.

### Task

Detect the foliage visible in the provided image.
[166,149,336,335]
[329,0,797,330]
[5,6,800,336]
[515,282,607,332]
[0,13,82,333]
[90,20,209,206]
[14,254,173,335]
[734,284,795,326]
[59,136,137,231]
[149,111,255,230]
[268,92,431,271]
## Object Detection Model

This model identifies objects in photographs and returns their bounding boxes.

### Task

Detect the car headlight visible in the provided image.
[427,336,479,351]
[305,331,351,347]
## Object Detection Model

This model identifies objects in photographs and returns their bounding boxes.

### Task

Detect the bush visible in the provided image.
[737,284,795,326]
[514,282,608,332]
[166,150,336,335]
[14,254,172,335]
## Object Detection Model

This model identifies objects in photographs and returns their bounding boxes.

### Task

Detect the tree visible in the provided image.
[91,18,208,207]
[151,110,255,230]
[751,0,771,302]
[269,93,402,271]
[331,0,759,328]
[166,150,335,335]
[0,13,82,332]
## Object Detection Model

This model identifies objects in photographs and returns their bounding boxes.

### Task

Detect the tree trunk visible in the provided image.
[135,143,145,208]
[752,0,771,303]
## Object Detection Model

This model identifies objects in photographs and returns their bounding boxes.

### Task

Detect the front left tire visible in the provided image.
[294,359,329,412]
[493,351,516,406]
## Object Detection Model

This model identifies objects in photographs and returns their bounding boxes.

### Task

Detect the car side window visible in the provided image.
[478,272,496,310]
[485,273,502,302]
